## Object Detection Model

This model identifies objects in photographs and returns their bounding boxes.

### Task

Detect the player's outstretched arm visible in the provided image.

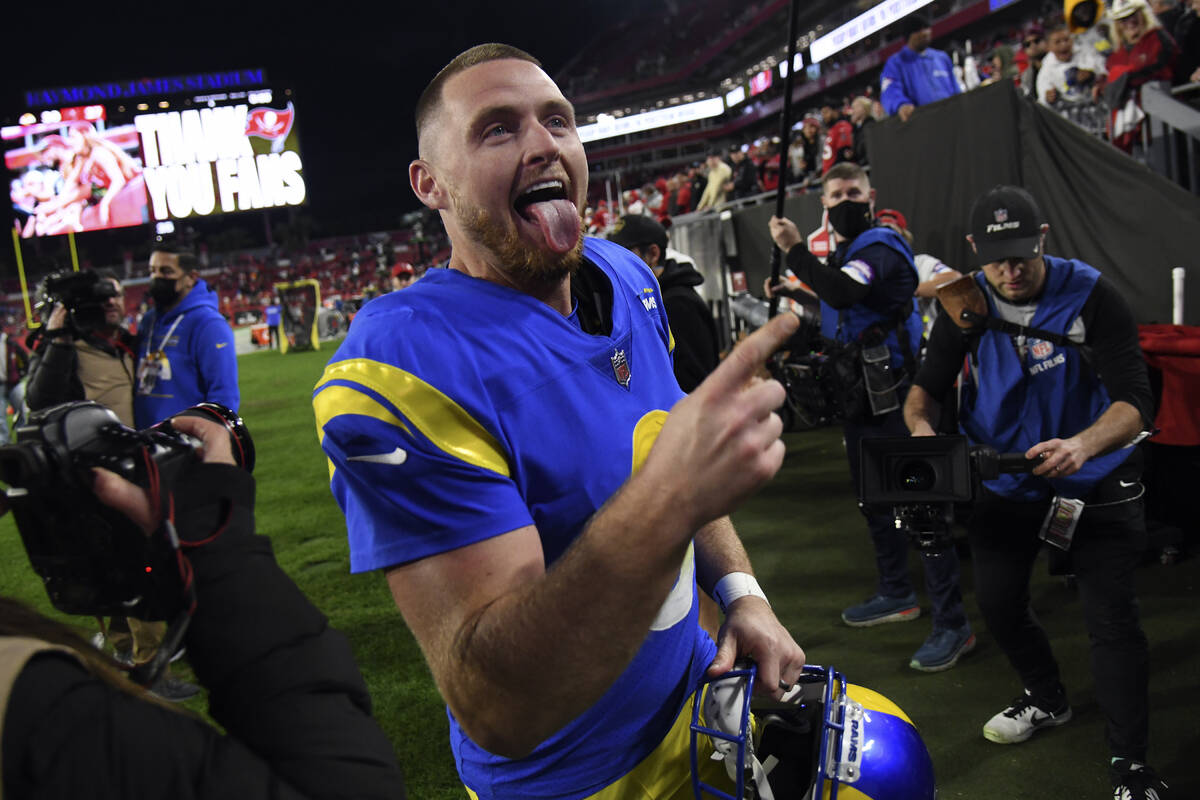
[386,314,799,759]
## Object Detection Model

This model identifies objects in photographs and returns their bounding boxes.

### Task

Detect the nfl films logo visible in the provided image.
[994,208,1008,223]
[1031,340,1054,359]
[611,349,631,388]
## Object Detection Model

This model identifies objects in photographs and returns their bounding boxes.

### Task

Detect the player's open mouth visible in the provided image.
[514,180,569,218]
[512,179,580,254]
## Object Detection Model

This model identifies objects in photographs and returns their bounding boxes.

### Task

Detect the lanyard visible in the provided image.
[146,313,185,356]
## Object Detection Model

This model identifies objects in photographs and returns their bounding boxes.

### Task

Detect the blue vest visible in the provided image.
[820,227,924,372]
[960,256,1132,500]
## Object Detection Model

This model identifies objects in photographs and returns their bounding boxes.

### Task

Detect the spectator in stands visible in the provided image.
[1020,26,1050,99]
[1037,23,1107,106]
[759,142,782,192]
[1106,0,1180,151]
[1151,0,1185,31]
[982,44,1021,85]
[696,149,732,210]
[727,145,761,200]
[881,13,961,122]
[1067,0,1115,61]
[793,115,823,182]
[1176,0,1200,82]
[610,214,719,392]
[390,262,416,291]
[820,101,856,174]
[135,246,240,427]
[849,97,874,166]
[669,171,693,215]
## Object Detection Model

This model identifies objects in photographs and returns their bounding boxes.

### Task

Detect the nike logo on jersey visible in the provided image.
[348,447,408,465]
[216,342,228,349]
[1119,480,1138,488]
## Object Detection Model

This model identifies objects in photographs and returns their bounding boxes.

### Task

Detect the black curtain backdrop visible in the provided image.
[732,81,1199,324]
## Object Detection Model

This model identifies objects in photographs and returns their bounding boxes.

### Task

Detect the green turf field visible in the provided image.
[1,344,1196,799]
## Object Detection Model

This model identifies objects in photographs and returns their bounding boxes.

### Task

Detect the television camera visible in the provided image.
[858,435,1036,551]
[33,269,122,335]
[0,401,253,683]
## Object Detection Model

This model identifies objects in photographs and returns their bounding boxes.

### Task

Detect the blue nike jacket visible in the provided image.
[881,46,960,115]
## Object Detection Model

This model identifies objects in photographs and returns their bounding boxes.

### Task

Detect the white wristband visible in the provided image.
[712,572,770,614]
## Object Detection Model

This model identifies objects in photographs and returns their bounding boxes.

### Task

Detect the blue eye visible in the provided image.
[485,124,510,138]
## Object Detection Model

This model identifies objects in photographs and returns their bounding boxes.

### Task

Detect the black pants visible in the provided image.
[969,452,1150,760]
[844,407,967,631]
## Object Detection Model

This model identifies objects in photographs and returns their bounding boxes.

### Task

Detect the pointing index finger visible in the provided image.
[703,313,799,396]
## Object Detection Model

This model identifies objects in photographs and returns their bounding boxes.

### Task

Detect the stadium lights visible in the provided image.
[810,0,936,64]
[578,97,725,144]
[725,86,747,107]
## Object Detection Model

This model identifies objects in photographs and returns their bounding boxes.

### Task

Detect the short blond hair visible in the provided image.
[415,43,542,155]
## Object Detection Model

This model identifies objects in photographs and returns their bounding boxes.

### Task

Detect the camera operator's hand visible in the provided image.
[1027,436,1089,478]
[45,304,69,332]
[910,421,937,437]
[91,417,233,534]
[768,216,803,254]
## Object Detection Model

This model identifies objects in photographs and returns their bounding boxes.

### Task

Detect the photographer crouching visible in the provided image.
[0,407,405,798]
[21,268,196,700]
[903,186,1168,800]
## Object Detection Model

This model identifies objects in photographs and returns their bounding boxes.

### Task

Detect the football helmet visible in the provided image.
[690,663,936,800]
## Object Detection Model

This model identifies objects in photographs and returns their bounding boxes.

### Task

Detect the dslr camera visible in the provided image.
[0,401,253,676]
[858,435,1033,551]
[35,269,120,333]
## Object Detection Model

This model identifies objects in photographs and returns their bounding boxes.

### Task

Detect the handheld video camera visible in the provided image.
[34,270,121,334]
[0,402,253,622]
[858,435,1034,551]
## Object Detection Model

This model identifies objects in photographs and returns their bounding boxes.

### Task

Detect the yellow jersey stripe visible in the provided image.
[314,358,511,477]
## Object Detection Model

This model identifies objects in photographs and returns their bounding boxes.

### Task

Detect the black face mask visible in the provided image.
[149,277,181,309]
[828,199,873,239]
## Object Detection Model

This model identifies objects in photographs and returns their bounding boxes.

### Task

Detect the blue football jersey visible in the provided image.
[313,237,718,799]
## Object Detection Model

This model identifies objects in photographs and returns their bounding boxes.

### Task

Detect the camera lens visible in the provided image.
[897,459,937,492]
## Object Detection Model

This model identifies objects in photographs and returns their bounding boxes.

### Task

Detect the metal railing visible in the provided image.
[1140,82,1200,194]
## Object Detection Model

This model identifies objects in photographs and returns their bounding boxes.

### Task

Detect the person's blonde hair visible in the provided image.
[1110,1,1161,48]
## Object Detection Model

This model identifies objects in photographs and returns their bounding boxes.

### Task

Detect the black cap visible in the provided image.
[968,185,1045,264]
[608,214,668,251]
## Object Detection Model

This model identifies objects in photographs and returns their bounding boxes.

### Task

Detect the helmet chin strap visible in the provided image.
[702,666,778,800]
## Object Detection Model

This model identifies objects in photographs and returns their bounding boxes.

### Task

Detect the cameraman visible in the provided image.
[903,186,1166,800]
[767,162,972,673]
[23,269,194,700]
[25,270,135,427]
[0,414,405,798]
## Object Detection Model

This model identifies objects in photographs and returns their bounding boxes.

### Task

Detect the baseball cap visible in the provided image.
[608,214,668,251]
[875,208,909,232]
[391,262,414,277]
[968,185,1045,264]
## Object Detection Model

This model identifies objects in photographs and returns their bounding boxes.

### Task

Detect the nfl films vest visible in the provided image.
[960,256,1133,500]
[820,226,924,372]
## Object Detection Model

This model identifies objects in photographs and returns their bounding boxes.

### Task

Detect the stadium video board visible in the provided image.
[5,87,305,239]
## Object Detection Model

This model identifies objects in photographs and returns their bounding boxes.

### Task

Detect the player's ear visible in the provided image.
[410,159,449,211]
[965,233,977,255]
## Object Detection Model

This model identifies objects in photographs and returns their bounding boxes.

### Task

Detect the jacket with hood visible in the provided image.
[134,278,239,427]
[880,45,960,115]
[657,258,719,393]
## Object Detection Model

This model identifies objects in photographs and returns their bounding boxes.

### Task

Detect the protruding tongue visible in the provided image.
[525,199,581,253]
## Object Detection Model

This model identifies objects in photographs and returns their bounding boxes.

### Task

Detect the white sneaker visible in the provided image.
[983,690,1072,744]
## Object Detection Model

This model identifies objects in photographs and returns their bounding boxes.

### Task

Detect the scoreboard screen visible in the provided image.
[5,86,306,239]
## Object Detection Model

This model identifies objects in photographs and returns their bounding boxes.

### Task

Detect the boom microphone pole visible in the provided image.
[768,0,803,319]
